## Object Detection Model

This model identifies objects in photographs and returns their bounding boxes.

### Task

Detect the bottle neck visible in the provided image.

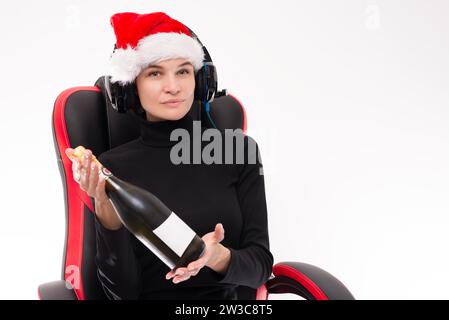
[99,166,120,193]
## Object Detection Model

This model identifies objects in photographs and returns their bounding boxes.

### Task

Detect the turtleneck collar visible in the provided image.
[138,112,196,147]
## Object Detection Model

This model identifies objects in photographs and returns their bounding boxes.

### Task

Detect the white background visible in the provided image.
[0,0,448,299]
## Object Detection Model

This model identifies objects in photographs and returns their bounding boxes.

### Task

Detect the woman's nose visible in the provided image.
[163,74,181,94]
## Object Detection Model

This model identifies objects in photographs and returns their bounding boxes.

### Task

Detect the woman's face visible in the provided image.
[135,58,196,122]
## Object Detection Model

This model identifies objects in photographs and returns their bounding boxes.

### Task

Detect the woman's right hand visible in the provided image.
[65,147,122,230]
[65,148,108,203]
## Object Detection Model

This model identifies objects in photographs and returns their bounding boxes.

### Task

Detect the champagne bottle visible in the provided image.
[71,146,205,271]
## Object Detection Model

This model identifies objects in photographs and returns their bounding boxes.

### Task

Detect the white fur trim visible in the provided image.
[109,44,141,85]
[109,32,205,85]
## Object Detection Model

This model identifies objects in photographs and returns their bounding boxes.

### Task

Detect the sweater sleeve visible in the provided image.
[217,135,274,289]
[93,154,142,300]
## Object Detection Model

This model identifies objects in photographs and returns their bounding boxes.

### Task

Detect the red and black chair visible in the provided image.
[39,76,355,300]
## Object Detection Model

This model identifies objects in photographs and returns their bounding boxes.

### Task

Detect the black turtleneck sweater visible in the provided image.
[94,112,273,300]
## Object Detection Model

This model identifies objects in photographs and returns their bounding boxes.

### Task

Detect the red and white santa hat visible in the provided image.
[108,12,205,85]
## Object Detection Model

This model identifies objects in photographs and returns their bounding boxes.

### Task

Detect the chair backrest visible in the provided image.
[52,76,250,300]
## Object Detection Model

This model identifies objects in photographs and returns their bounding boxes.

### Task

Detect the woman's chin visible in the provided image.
[159,109,189,121]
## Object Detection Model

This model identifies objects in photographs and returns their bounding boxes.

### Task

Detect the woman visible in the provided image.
[65,12,273,300]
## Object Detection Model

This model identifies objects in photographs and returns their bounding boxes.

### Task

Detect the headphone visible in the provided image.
[103,26,224,128]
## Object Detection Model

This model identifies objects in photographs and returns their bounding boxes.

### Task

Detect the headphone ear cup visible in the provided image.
[194,66,206,101]
[129,84,138,108]
[128,83,146,119]
[113,82,127,113]
[206,64,218,102]
[105,78,144,118]
[195,63,218,103]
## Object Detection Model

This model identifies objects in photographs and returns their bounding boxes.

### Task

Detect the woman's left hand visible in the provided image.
[166,223,227,284]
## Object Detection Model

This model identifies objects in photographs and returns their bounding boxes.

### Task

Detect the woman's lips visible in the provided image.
[162,100,184,108]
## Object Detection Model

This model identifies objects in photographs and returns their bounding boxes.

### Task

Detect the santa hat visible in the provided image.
[108,12,205,85]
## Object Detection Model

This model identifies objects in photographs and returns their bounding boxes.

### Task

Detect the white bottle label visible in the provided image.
[153,212,197,258]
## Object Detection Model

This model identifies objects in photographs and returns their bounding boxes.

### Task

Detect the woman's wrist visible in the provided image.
[95,198,123,231]
[208,244,231,275]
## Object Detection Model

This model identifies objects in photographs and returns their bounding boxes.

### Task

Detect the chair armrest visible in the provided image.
[38,280,78,300]
[266,262,355,300]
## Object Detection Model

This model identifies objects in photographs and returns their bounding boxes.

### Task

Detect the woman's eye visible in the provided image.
[147,69,190,77]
